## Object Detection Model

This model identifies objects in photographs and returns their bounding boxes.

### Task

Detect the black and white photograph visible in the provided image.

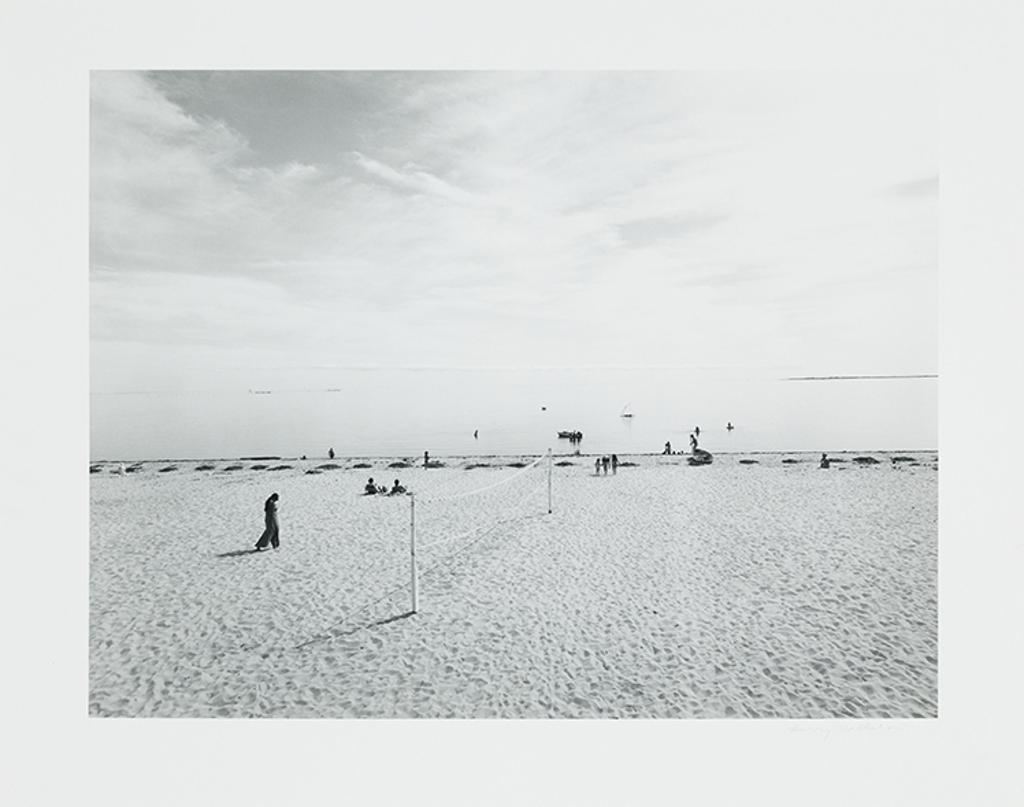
[5,1,1023,805]
[88,69,938,720]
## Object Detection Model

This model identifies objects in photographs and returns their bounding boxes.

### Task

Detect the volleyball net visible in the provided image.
[408,452,552,612]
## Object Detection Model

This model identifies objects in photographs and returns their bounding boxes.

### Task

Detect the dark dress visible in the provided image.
[255,497,280,549]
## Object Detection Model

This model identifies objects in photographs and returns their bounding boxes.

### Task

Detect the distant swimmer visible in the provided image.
[694,425,701,438]
[820,453,830,469]
[727,422,734,431]
[329,447,335,460]
[255,493,280,551]
[474,430,478,439]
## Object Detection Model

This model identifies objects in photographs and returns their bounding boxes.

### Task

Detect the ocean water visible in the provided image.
[90,368,937,462]
[92,366,937,460]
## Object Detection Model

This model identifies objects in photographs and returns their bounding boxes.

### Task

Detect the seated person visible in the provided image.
[819,453,830,469]
[364,477,378,495]
[389,479,406,495]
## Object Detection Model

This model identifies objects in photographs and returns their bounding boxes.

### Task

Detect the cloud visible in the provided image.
[349,151,477,205]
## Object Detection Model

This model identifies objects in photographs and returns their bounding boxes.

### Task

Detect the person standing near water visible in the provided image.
[611,454,619,474]
[424,450,430,468]
[329,447,335,459]
[255,493,280,551]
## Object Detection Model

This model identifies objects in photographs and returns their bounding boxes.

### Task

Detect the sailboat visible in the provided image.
[620,403,634,418]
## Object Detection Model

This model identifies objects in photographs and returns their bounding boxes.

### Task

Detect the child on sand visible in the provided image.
[389,479,406,495]
[364,477,378,495]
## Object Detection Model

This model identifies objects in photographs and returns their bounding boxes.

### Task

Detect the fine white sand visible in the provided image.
[89,452,937,718]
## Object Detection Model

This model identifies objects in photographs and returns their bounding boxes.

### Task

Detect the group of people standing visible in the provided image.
[594,454,619,475]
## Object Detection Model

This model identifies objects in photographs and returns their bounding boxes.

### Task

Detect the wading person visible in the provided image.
[255,493,280,551]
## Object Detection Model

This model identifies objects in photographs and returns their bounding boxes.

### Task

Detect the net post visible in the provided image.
[547,448,553,514]
[409,492,418,613]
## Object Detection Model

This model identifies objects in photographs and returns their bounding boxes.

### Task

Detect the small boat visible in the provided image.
[687,448,713,466]
[557,431,573,438]
[557,430,583,440]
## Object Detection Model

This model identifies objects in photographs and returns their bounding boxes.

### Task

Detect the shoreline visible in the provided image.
[89,448,940,466]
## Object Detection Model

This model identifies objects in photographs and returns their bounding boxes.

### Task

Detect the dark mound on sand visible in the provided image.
[464,463,492,470]
[90,466,102,473]
[352,463,373,469]
[425,461,445,468]
[618,461,638,467]
[738,459,759,465]
[507,462,528,468]
[781,458,800,465]
[891,456,916,462]
[388,461,411,469]
[223,464,244,471]
[554,461,576,467]
[853,456,880,464]
[159,466,178,473]
[267,465,293,471]
[240,456,281,461]
[195,464,216,471]
[305,469,323,475]
[317,463,342,470]
[250,464,269,470]
[125,465,143,473]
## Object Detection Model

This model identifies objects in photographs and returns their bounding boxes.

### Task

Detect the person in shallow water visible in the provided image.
[255,493,280,550]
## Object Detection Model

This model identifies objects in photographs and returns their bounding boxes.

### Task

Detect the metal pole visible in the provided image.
[547,447,553,514]
[409,492,418,613]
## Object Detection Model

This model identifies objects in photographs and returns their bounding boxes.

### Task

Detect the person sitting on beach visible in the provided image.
[689,433,698,451]
[389,479,406,495]
[727,422,734,431]
[364,477,378,495]
[820,453,830,469]
[255,493,280,551]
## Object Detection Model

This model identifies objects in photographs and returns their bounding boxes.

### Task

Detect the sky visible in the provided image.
[90,70,937,397]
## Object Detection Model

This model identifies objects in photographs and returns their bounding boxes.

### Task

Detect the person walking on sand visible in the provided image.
[611,454,619,474]
[424,450,430,468]
[601,455,610,475]
[329,447,335,460]
[255,493,280,551]
[664,441,672,455]
[595,457,602,475]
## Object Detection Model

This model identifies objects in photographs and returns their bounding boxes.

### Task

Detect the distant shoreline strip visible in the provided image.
[784,374,937,381]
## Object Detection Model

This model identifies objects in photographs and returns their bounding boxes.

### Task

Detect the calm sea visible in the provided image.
[90,368,937,462]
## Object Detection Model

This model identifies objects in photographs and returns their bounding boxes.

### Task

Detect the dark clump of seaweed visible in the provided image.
[554,461,576,467]
[853,456,880,464]
[352,463,373,469]
[223,464,244,471]
[267,465,293,471]
[618,461,639,467]
[389,461,412,469]
[464,463,492,470]
[195,464,216,471]
[317,463,342,470]
[250,464,269,470]
[739,459,759,465]
[159,465,178,473]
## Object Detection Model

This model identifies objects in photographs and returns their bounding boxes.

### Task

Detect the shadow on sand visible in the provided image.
[294,610,416,649]
[215,548,265,558]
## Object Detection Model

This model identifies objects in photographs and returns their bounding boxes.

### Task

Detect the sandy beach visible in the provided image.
[89,451,937,718]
